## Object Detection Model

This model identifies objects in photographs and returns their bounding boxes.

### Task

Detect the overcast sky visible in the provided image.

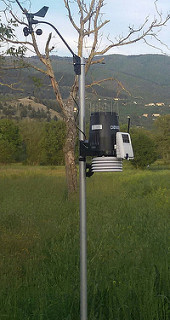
[1,0,170,56]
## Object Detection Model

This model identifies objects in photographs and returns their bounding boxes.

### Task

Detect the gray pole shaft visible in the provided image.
[79,57,87,320]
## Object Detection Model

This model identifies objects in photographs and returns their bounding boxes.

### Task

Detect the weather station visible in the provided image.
[15,1,134,319]
[82,111,134,177]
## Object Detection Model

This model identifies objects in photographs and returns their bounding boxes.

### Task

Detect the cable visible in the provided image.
[15,0,25,12]
[71,95,87,140]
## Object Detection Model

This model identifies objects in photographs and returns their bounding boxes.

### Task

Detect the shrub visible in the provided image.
[40,120,66,165]
[0,119,23,163]
[131,129,157,169]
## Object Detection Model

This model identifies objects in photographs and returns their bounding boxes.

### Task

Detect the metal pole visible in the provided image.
[79,57,87,320]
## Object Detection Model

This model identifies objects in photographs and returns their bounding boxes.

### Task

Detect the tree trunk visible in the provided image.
[64,116,78,195]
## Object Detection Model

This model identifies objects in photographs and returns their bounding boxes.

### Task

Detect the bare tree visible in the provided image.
[0,0,169,194]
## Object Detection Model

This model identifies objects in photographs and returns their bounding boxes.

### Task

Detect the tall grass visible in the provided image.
[0,165,169,319]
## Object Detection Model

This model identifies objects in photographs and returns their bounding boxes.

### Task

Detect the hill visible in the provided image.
[0,96,60,121]
[1,54,170,101]
[0,54,170,126]
[91,54,170,102]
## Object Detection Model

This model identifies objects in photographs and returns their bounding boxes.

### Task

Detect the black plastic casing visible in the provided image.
[88,112,119,156]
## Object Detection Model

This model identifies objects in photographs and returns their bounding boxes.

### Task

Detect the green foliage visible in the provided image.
[19,121,45,165]
[0,166,169,319]
[154,115,170,163]
[130,128,157,168]
[0,119,23,163]
[18,120,66,165]
[0,116,169,168]
[0,17,26,57]
[31,76,43,88]
[0,20,14,39]
[40,120,66,165]
[6,46,27,57]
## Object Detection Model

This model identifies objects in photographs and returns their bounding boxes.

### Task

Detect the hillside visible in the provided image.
[0,96,60,121]
[1,54,170,101]
[88,54,170,101]
[0,54,170,126]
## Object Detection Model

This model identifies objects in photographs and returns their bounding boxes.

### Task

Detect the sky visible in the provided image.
[1,0,170,57]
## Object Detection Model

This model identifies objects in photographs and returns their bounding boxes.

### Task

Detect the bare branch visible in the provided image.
[77,0,84,20]
[84,19,109,36]
[31,32,44,60]
[83,0,95,23]
[154,0,163,23]
[9,10,27,26]
[25,62,50,75]
[95,13,170,55]
[143,37,169,54]
[0,80,24,91]
[0,35,33,47]
[86,77,114,88]
[45,32,52,58]
[86,77,131,98]
[63,0,80,32]
[90,57,105,65]
[84,1,104,71]
[0,64,28,70]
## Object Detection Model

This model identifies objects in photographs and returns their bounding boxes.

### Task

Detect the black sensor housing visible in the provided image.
[88,112,119,156]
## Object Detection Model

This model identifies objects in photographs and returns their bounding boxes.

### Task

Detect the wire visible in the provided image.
[71,95,87,140]
[77,126,87,140]
[15,0,25,12]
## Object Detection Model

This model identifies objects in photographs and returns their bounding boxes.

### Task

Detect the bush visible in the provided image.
[154,115,170,163]
[19,120,45,165]
[131,129,157,169]
[40,120,66,165]
[18,120,66,165]
[0,119,23,163]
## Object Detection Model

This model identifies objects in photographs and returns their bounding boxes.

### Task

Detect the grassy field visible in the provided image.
[0,163,169,320]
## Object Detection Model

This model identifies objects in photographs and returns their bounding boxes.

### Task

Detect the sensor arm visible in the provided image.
[15,0,81,75]
[15,0,25,13]
[38,21,75,56]
[37,21,81,75]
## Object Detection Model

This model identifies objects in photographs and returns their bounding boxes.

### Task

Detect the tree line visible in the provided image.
[0,119,66,166]
[0,102,53,120]
[0,115,169,169]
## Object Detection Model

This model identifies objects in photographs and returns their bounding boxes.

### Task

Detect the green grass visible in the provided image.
[0,164,169,319]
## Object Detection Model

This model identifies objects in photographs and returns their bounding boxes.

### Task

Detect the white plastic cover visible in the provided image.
[116,132,134,159]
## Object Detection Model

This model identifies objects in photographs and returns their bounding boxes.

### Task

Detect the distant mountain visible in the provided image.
[1,54,170,102]
[0,54,170,127]
[89,54,170,102]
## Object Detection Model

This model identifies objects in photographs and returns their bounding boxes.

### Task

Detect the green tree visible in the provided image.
[40,120,66,165]
[31,76,43,101]
[131,128,157,169]
[19,121,45,165]
[0,119,23,163]
[154,115,170,163]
